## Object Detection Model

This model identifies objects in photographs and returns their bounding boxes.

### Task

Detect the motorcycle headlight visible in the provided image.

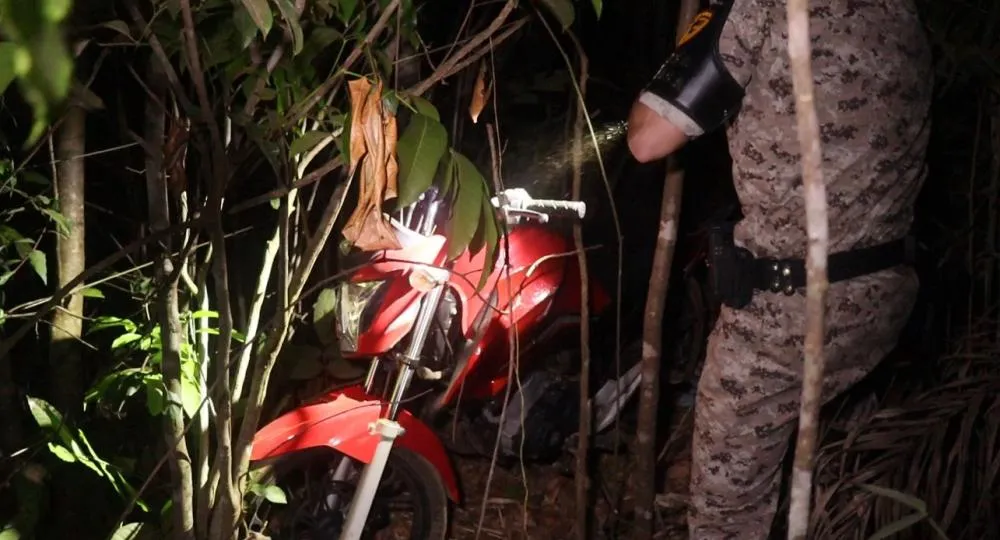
[336,279,389,352]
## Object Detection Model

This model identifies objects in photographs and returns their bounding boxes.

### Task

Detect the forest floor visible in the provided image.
[447,404,694,540]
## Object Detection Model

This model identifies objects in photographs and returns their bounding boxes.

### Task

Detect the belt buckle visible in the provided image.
[768,260,796,296]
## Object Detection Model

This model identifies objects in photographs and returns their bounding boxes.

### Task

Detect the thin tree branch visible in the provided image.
[634,1,698,535]
[408,17,528,98]
[562,29,592,540]
[285,0,402,125]
[231,172,353,494]
[407,0,519,96]
[0,218,202,364]
[785,0,830,537]
[124,0,196,115]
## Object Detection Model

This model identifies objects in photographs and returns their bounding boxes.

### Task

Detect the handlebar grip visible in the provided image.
[525,199,587,219]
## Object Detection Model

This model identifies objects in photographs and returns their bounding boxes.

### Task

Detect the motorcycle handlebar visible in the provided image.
[522,199,587,219]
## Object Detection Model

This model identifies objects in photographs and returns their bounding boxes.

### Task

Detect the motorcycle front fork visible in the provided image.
[339,279,446,539]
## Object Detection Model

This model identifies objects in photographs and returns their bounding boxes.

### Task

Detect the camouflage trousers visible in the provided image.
[687,266,919,540]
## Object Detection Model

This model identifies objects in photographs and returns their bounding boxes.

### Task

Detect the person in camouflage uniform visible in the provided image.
[626,0,933,538]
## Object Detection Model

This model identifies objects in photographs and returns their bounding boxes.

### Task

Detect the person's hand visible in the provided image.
[626,98,690,163]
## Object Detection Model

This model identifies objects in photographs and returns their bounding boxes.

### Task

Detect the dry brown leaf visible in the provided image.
[468,61,490,124]
[342,77,403,252]
[347,78,370,178]
[384,112,399,200]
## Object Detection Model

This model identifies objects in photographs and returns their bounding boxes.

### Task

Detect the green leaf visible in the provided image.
[232,330,251,345]
[338,0,358,23]
[27,249,46,285]
[41,207,70,235]
[0,225,24,244]
[238,0,273,37]
[591,0,602,18]
[111,333,142,350]
[80,287,104,299]
[180,377,201,418]
[190,310,219,319]
[477,193,500,290]
[42,0,72,22]
[0,42,20,95]
[89,316,137,334]
[47,442,77,463]
[100,20,134,42]
[312,287,338,346]
[26,396,70,442]
[290,131,331,158]
[271,0,304,55]
[110,523,145,540]
[396,114,448,208]
[447,151,485,259]
[407,96,440,121]
[14,239,33,259]
[539,0,575,30]
[145,383,165,416]
[233,8,259,49]
[263,484,288,504]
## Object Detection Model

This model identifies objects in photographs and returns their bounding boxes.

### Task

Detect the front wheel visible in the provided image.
[249,447,449,540]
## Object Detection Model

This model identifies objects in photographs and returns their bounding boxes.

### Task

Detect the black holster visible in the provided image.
[707,222,755,309]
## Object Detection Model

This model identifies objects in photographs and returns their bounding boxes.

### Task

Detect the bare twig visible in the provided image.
[0,218,202,361]
[531,7,624,536]
[285,0,402,124]
[785,0,830,537]
[635,162,684,537]
[226,156,344,215]
[566,34,593,540]
[407,0,519,96]
[412,18,528,98]
[232,175,354,488]
[124,0,195,115]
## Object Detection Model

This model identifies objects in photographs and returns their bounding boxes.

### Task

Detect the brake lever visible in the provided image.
[497,207,549,225]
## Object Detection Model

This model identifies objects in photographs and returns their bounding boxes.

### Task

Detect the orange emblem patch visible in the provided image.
[678,10,713,46]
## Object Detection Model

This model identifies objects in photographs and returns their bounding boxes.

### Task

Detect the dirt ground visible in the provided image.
[447,405,694,540]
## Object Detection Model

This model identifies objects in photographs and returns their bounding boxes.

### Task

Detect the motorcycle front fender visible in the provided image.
[250,385,460,502]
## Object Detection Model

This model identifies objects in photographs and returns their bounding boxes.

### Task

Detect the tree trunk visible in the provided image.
[143,59,196,540]
[784,0,829,538]
[49,104,87,414]
[633,1,698,536]
[159,259,197,540]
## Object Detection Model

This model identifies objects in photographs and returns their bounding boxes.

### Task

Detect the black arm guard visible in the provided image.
[643,0,746,134]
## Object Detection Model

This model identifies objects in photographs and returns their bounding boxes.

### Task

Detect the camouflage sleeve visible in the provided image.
[636,0,775,138]
[716,0,776,87]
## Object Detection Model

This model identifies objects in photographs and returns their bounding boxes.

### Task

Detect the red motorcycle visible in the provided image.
[248,186,643,539]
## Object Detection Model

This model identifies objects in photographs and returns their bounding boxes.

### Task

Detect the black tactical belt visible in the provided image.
[707,221,915,309]
[752,238,913,296]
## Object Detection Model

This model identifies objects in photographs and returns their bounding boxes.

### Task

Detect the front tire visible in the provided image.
[251,447,450,540]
